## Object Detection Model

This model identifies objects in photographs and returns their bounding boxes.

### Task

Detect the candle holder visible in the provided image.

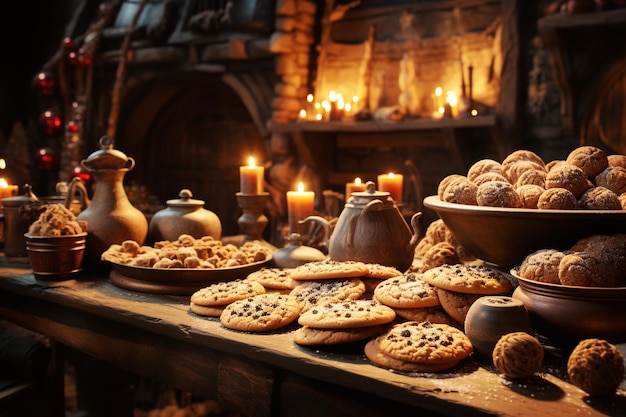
[236,192,272,245]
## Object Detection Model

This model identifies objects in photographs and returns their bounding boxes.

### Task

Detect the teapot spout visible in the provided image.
[407,211,423,252]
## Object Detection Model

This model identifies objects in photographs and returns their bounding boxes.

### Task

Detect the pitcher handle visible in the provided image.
[65,177,90,212]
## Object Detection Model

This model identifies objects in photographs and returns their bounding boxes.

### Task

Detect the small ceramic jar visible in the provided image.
[148,189,222,243]
[464,295,531,356]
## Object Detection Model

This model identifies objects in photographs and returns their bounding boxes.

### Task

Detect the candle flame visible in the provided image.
[248,156,256,167]
[435,87,443,96]
[0,178,7,187]
[329,90,337,102]
[0,158,5,170]
[297,182,304,193]
[471,109,478,116]
[299,109,307,119]
[387,172,395,178]
[354,177,362,186]
[307,94,314,103]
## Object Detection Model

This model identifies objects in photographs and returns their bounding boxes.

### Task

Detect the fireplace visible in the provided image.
[45,0,525,243]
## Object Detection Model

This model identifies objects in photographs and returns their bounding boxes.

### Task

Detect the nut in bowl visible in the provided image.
[24,203,88,281]
[510,268,626,348]
[423,195,626,267]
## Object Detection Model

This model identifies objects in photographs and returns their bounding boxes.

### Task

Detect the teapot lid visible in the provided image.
[82,136,132,170]
[166,189,205,208]
[349,181,390,202]
[1,184,39,207]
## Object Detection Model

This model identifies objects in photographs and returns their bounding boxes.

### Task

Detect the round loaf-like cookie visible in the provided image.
[294,325,385,346]
[364,338,461,373]
[476,180,522,208]
[420,264,514,295]
[441,176,478,205]
[190,280,266,306]
[423,218,449,244]
[546,159,565,171]
[373,272,440,308]
[472,172,510,187]
[594,166,626,196]
[467,159,504,182]
[558,252,619,287]
[537,187,578,210]
[504,160,546,186]
[220,293,300,332]
[290,260,370,281]
[566,145,609,178]
[246,267,299,290]
[518,249,566,284]
[516,184,545,209]
[289,278,366,312]
[502,149,545,168]
[492,332,544,379]
[567,338,625,396]
[376,321,473,365]
[545,164,593,198]
[607,154,626,169]
[297,299,396,329]
[578,186,621,210]
[437,174,465,200]
[620,192,626,210]
[419,241,461,272]
[515,169,546,189]
[436,288,482,325]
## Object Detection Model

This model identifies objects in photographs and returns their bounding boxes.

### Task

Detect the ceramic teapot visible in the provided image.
[304,181,421,272]
[65,136,148,270]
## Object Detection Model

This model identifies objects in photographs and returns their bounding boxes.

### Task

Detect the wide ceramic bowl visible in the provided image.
[423,195,626,267]
[511,268,626,348]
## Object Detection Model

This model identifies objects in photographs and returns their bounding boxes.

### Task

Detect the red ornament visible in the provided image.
[31,71,57,97]
[67,51,80,66]
[67,120,80,133]
[63,37,75,50]
[36,147,59,171]
[72,165,92,184]
[38,109,64,136]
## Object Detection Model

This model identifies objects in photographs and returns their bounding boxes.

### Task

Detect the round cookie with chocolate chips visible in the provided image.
[191,280,266,307]
[297,299,396,329]
[420,264,514,295]
[220,293,300,332]
[373,272,440,309]
[364,337,461,373]
[289,278,366,312]
[376,321,473,365]
[290,260,370,281]
[294,325,385,346]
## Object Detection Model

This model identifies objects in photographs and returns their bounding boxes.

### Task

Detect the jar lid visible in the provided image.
[1,184,38,207]
[348,181,390,204]
[81,136,133,170]
[166,189,205,208]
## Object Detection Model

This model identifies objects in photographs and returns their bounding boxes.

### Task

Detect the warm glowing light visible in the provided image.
[299,109,307,119]
[352,95,359,103]
[307,94,314,103]
[435,87,443,97]
[345,103,352,112]
[337,94,345,110]
[248,156,256,167]
[0,178,7,187]
[315,113,323,121]
[471,109,479,116]
[329,90,337,102]
[322,100,331,111]
[446,91,458,106]
[297,182,305,193]
[0,158,5,170]
[355,177,362,186]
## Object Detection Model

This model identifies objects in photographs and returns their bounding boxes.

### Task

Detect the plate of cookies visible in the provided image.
[102,235,274,294]
[424,146,626,267]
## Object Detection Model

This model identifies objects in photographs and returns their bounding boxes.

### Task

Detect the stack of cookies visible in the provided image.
[365,321,474,372]
[189,279,266,318]
[293,299,396,346]
[419,264,515,326]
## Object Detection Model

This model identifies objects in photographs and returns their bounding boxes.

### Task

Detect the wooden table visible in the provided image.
[0,260,624,417]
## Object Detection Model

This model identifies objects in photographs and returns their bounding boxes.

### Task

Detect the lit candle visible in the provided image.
[239,157,264,195]
[378,173,403,203]
[446,91,459,118]
[0,178,18,214]
[345,177,366,198]
[287,182,315,235]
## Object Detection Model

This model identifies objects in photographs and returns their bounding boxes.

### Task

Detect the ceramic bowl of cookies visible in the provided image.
[423,195,626,267]
[510,268,626,348]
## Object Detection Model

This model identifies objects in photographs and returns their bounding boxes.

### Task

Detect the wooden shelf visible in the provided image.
[538,8,626,31]
[267,114,498,134]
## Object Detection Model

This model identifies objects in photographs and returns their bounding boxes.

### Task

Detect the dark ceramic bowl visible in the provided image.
[423,195,626,267]
[511,268,626,348]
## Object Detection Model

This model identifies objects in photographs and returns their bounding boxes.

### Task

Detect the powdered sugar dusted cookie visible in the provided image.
[190,280,266,306]
[420,264,514,295]
[297,299,396,329]
[373,272,440,309]
[220,293,300,332]
[290,260,370,281]
[245,267,298,290]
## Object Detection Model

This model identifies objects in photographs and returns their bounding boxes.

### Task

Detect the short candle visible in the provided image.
[345,177,366,198]
[377,172,403,203]
[0,178,18,215]
[239,157,264,195]
[287,182,315,235]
